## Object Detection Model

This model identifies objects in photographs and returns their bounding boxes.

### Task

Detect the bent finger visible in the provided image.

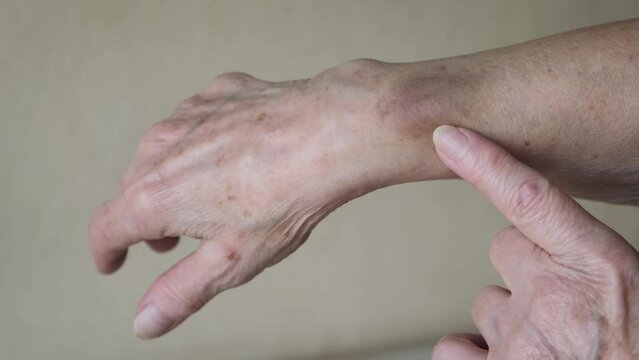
[89,173,172,274]
[471,285,510,344]
[489,226,538,290]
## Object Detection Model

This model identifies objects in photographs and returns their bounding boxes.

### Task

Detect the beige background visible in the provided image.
[3,1,639,359]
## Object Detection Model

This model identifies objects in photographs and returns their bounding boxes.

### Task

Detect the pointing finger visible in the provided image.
[432,125,614,257]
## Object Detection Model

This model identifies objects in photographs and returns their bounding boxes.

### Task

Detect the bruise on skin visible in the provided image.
[375,63,479,144]
[375,82,455,142]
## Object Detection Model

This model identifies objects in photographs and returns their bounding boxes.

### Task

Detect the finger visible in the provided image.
[89,173,171,274]
[489,226,538,290]
[146,237,180,253]
[432,333,488,360]
[133,240,242,339]
[119,118,195,192]
[471,285,510,344]
[432,125,612,257]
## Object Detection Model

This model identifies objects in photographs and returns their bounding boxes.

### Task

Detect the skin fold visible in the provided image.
[89,17,639,351]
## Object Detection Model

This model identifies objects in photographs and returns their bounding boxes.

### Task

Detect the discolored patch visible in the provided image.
[226,249,239,262]
[256,112,268,122]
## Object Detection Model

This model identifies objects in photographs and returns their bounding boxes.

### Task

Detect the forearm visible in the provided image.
[375,18,639,204]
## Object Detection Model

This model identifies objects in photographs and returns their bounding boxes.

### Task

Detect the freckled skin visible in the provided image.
[90,19,639,344]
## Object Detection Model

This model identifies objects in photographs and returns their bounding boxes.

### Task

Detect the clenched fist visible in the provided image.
[431,126,639,359]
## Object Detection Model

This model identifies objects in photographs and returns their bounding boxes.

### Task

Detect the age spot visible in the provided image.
[256,113,268,122]
[226,250,239,262]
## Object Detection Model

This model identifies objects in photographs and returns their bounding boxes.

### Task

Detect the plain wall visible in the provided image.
[3,1,639,359]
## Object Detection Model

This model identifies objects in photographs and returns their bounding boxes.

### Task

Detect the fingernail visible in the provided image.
[432,125,469,161]
[134,305,173,340]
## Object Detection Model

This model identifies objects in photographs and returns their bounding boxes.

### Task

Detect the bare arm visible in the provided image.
[377,18,639,203]
[90,18,639,339]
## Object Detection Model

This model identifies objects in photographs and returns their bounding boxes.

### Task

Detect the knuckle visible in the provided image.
[139,120,179,151]
[511,177,551,223]
[125,170,168,218]
[177,94,203,110]
[210,72,255,88]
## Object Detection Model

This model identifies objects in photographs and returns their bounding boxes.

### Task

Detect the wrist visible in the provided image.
[361,59,481,187]
[303,57,481,207]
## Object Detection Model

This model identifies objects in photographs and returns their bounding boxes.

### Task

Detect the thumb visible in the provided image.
[134,239,241,339]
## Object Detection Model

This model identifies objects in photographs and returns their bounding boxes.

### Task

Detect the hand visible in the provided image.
[430,126,639,359]
[89,59,441,339]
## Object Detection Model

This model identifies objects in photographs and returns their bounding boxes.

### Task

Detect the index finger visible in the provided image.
[89,172,172,274]
[432,125,610,257]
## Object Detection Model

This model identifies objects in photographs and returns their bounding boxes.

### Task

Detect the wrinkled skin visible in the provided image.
[90,55,639,354]
[89,60,440,339]
[430,126,639,359]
